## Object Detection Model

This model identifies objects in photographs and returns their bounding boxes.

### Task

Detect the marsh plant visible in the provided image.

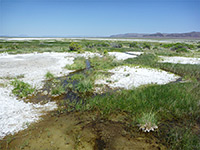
[75,79,93,94]
[65,57,86,70]
[137,112,158,132]
[51,84,66,96]
[45,71,54,80]
[70,74,85,81]
[11,79,35,98]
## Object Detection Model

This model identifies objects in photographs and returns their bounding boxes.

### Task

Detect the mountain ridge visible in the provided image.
[110,32,200,39]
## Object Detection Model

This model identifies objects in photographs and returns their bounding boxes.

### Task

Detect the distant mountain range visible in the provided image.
[110,32,200,39]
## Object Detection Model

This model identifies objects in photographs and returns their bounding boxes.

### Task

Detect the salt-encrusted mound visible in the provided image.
[159,56,200,65]
[95,66,179,89]
[0,86,57,139]
[108,52,143,60]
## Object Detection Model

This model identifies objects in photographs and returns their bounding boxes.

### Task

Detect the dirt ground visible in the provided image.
[0,111,166,150]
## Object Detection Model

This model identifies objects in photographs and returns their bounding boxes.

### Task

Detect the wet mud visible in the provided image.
[0,111,166,150]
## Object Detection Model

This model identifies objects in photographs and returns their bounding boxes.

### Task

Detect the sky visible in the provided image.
[0,0,200,37]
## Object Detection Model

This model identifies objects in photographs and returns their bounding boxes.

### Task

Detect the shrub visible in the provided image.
[95,42,110,47]
[103,49,108,55]
[69,42,82,51]
[142,42,151,49]
[175,47,188,53]
[110,42,123,48]
[170,43,189,53]
[85,42,95,48]
[129,42,139,48]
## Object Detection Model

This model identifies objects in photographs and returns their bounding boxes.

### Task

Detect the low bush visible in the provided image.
[69,42,82,51]
[142,42,151,49]
[129,42,139,48]
[110,42,123,48]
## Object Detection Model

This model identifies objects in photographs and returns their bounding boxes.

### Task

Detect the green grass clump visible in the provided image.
[11,79,35,98]
[45,71,54,79]
[65,57,86,70]
[90,55,122,70]
[138,112,158,132]
[125,53,159,66]
[75,79,93,94]
[51,85,66,96]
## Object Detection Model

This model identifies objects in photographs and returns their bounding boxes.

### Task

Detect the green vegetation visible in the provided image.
[70,74,85,81]
[90,55,122,70]
[75,78,94,94]
[138,112,158,131]
[129,42,139,48]
[161,43,196,53]
[166,127,200,150]
[142,42,151,49]
[65,57,86,70]
[77,82,200,149]
[82,82,199,119]
[10,79,35,98]
[45,71,54,79]
[51,84,66,96]
[125,53,200,80]
[110,42,123,48]
[69,42,82,51]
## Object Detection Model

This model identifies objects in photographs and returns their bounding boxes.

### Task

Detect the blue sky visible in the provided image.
[0,0,200,37]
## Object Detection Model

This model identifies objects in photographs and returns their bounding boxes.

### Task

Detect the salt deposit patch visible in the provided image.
[0,52,101,89]
[108,52,143,60]
[159,56,200,65]
[0,86,57,139]
[95,66,179,89]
